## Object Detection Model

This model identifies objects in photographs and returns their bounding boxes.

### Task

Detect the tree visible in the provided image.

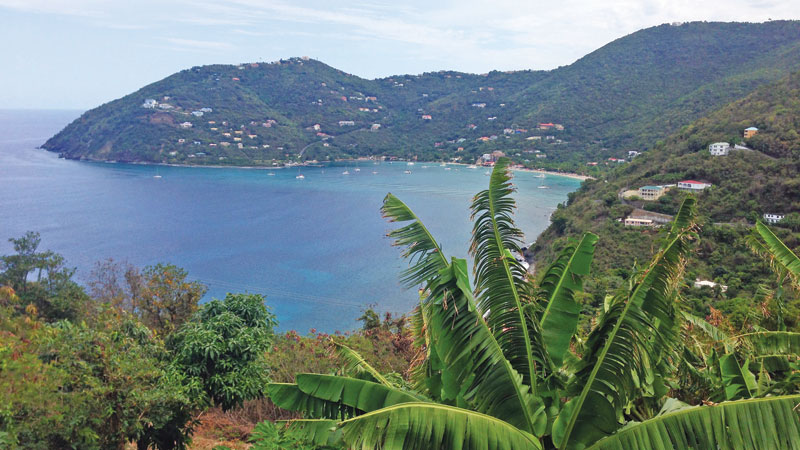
[268,158,800,449]
[170,293,277,411]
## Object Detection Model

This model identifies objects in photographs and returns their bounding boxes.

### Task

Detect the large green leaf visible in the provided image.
[553,197,697,449]
[425,257,545,435]
[719,354,757,400]
[267,374,423,420]
[749,221,800,289]
[737,331,800,358]
[538,232,599,369]
[338,402,542,450]
[587,395,800,450]
[331,340,393,387]
[470,157,537,389]
[381,193,450,287]
[280,419,342,447]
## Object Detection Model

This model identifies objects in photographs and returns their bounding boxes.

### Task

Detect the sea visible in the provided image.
[0,109,581,332]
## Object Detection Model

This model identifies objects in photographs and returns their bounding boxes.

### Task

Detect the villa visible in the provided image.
[764,213,785,224]
[709,142,730,156]
[677,180,712,191]
[638,185,666,200]
[744,127,759,138]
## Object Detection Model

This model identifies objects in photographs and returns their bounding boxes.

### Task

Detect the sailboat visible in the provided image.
[538,175,549,189]
[296,173,305,179]
[153,167,162,178]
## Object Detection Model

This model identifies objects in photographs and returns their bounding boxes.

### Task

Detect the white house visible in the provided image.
[677,180,712,191]
[709,142,730,156]
[628,150,641,158]
[338,120,355,126]
[179,122,193,129]
[371,123,381,131]
[142,99,158,109]
[191,111,204,117]
[694,279,728,292]
[764,213,785,224]
[624,217,655,227]
[199,107,213,113]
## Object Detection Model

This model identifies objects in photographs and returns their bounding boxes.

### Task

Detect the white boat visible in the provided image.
[535,173,545,178]
[538,185,550,189]
[404,170,412,174]
[444,167,452,171]
[296,174,305,179]
[354,168,361,172]
[467,165,478,169]
[342,170,350,175]
[153,175,162,179]
[267,172,276,176]
[485,170,491,175]
[440,163,447,167]
[372,171,378,174]
[407,162,415,166]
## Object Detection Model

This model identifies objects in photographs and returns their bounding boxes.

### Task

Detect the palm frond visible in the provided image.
[553,197,697,449]
[470,157,538,389]
[425,257,545,435]
[538,232,599,370]
[338,402,542,450]
[332,340,393,387]
[382,193,450,287]
[586,395,800,450]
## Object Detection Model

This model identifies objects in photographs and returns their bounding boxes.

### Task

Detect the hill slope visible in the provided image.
[531,70,800,329]
[43,21,800,169]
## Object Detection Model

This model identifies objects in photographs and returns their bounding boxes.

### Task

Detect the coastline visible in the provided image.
[75,155,594,181]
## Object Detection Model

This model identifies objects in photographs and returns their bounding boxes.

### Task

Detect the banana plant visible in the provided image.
[267,159,800,449]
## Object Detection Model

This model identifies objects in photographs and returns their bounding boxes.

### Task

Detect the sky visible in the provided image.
[1,0,798,109]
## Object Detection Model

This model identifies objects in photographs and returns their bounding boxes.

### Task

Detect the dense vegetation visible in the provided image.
[533,70,800,332]
[43,21,800,173]
[267,159,800,449]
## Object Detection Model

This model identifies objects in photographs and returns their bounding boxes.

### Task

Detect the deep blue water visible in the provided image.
[0,109,581,332]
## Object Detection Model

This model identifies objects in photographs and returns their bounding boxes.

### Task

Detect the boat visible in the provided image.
[153,167,162,179]
[372,171,378,174]
[535,173,545,178]
[485,170,491,175]
[444,167,452,171]
[267,172,275,176]
[467,165,478,169]
[404,170,412,174]
[440,163,447,167]
[296,174,305,179]
[407,162,415,166]
[537,185,550,189]
[342,170,350,175]
[354,168,361,172]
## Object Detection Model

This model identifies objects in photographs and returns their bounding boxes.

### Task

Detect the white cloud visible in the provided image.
[163,37,234,51]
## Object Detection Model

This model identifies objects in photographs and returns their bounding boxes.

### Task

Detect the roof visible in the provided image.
[745,127,759,131]
[679,180,706,185]
[640,185,662,190]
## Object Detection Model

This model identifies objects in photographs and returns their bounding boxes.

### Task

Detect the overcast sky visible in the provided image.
[1,0,798,109]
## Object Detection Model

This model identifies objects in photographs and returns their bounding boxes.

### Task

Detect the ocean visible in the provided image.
[0,109,581,332]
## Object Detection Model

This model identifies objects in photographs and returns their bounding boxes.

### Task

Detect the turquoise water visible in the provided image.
[0,110,581,332]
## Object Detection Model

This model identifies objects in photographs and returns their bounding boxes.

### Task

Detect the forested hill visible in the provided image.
[531,70,800,328]
[43,21,800,169]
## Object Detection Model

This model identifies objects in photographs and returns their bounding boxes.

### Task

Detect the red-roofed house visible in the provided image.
[539,122,555,129]
[677,180,712,191]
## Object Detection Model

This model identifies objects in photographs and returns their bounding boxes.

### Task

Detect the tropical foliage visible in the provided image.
[270,158,800,449]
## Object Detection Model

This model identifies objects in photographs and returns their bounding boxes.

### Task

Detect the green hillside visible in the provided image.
[532,70,800,329]
[43,21,800,171]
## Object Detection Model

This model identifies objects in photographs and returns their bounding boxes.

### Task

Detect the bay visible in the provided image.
[0,109,581,332]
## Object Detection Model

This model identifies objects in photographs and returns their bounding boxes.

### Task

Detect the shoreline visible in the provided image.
[70,154,593,181]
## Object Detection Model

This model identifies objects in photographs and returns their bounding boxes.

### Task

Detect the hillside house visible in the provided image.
[179,122,193,129]
[536,154,547,158]
[744,127,759,139]
[371,124,381,131]
[677,180,712,191]
[338,120,355,126]
[421,115,432,120]
[709,142,730,156]
[191,111,204,117]
[764,213,785,224]
[472,103,486,108]
[628,151,641,158]
[694,279,728,292]
[624,217,655,227]
[468,124,478,130]
[142,99,157,109]
[487,117,497,121]
[638,185,666,200]
[491,151,506,161]
[159,103,174,109]
[554,124,565,131]
[503,128,514,134]
[199,107,213,113]
[539,122,555,130]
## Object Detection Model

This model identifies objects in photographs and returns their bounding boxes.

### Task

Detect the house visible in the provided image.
[421,115,432,120]
[142,99,158,109]
[536,154,547,158]
[199,107,213,113]
[677,180,712,191]
[168,151,178,156]
[764,213,785,224]
[472,103,486,108]
[179,122,193,129]
[490,151,506,161]
[539,122,555,130]
[158,103,174,109]
[503,128,514,134]
[587,162,598,166]
[191,111,204,117]
[744,127,759,139]
[487,116,497,121]
[232,77,240,81]
[468,124,478,130]
[338,120,355,126]
[638,185,666,200]
[628,150,641,158]
[177,139,185,143]
[709,142,730,156]
[554,124,565,131]
[312,124,321,131]
[624,217,655,227]
[694,279,728,292]
[371,124,381,131]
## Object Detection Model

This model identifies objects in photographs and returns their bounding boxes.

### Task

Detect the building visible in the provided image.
[539,122,555,129]
[472,103,486,108]
[694,279,728,292]
[421,115,432,120]
[179,122,192,129]
[764,213,785,224]
[142,99,157,109]
[677,180,712,191]
[709,142,730,156]
[191,111,204,117]
[744,127,759,139]
[338,120,355,126]
[628,150,641,158]
[638,185,666,200]
[624,217,655,227]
